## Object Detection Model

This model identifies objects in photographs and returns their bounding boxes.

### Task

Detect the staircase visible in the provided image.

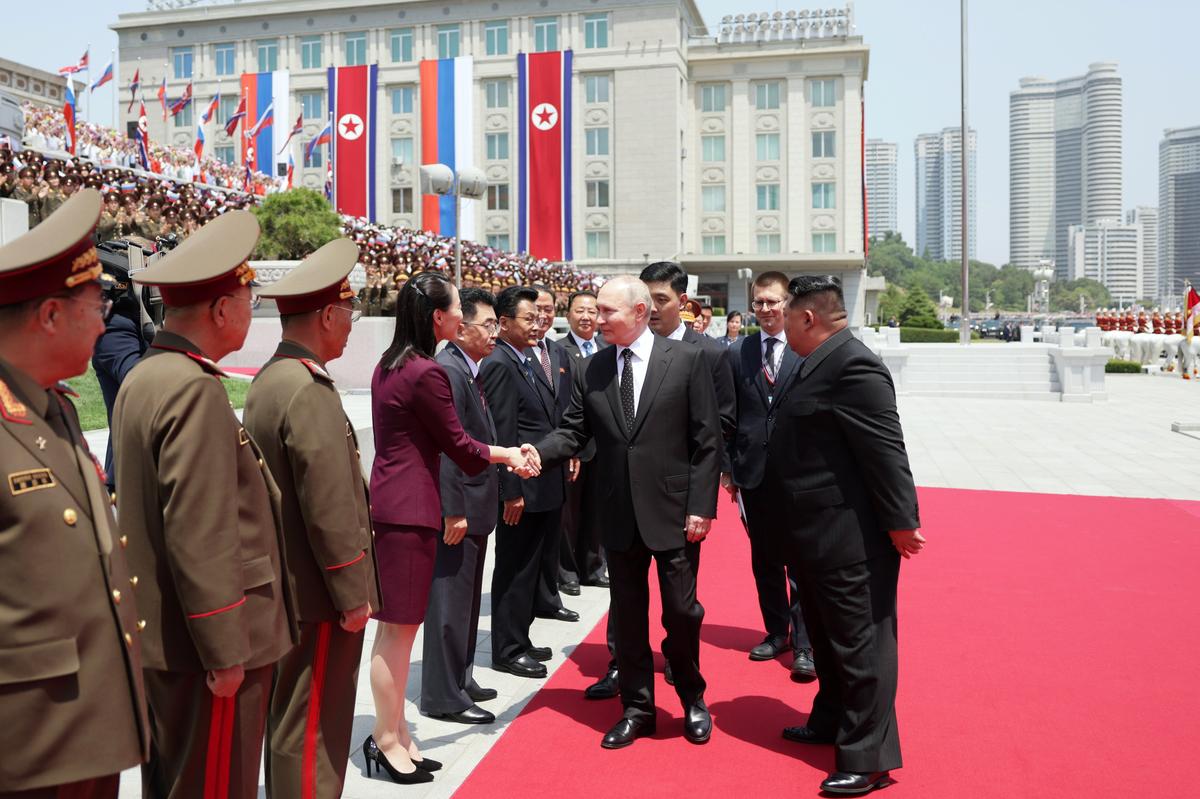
[889,344,1063,401]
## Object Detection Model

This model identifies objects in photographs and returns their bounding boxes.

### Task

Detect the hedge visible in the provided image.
[1105,359,1142,374]
[873,327,980,343]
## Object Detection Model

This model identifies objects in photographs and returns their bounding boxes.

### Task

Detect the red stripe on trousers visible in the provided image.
[302,622,335,799]
[218,692,235,797]
[204,695,232,799]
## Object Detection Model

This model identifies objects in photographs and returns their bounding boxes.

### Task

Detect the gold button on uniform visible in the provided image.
[257,458,265,468]
[129,576,139,587]
[112,589,121,604]
[119,535,128,548]
[63,508,77,526]
[137,620,147,632]
[124,632,133,647]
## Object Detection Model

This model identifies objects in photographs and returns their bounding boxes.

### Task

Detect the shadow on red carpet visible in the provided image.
[453,488,1200,798]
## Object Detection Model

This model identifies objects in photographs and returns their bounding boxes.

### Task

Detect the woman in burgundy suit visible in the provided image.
[365,272,536,784]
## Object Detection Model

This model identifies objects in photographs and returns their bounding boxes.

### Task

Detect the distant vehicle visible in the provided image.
[0,91,24,151]
[979,319,1004,338]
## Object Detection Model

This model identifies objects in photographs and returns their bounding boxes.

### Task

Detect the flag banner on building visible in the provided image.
[90,61,113,93]
[58,50,88,77]
[418,56,475,238]
[328,64,378,220]
[127,68,140,112]
[517,50,573,261]
[134,100,150,170]
[63,79,77,155]
[240,70,290,180]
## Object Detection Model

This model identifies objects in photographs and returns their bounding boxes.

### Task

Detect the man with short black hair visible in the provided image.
[769,274,925,796]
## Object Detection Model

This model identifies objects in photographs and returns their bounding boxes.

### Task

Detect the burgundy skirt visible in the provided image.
[372,522,439,624]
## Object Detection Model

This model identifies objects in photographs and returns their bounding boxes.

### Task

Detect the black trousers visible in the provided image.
[534,514,566,616]
[741,485,810,651]
[558,461,607,586]
[492,509,558,663]
[606,532,706,722]
[799,553,902,774]
[421,534,489,714]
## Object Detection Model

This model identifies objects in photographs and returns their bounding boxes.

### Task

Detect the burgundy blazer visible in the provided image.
[370,354,491,530]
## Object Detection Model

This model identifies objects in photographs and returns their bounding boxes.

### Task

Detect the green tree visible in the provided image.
[898,288,942,328]
[876,284,906,325]
[1050,278,1110,312]
[251,188,344,260]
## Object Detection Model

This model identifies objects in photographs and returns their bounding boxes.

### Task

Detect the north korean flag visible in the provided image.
[328,64,378,220]
[518,50,573,262]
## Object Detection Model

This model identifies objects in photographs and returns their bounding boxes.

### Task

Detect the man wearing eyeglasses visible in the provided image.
[112,210,299,799]
[725,272,814,681]
[243,239,378,799]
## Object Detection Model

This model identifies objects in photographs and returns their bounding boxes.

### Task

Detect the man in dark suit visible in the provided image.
[768,275,926,796]
[421,288,503,724]
[556,289,608,596]
[480,286,566,679]
[725,272,814,679]
[531,275,722,750]
[527,284,580,624]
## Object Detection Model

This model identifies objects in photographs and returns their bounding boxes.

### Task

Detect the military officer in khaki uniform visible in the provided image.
[0,188,150,798]
[113,209,300,799]
[245,238,381,799]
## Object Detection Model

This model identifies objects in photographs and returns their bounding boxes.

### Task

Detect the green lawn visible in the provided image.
[67,366,250,432]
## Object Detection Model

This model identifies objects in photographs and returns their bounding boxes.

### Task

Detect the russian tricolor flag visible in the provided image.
[328,64,378,220]
[63,79,77,155]
[239,70,290,180]
[517,51,573,262]
[419,56,475,238]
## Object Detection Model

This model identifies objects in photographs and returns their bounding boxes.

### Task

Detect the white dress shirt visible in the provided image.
[615,325,656,415]
[569,330,598,357]
[668,322,688,341]
[501,339,528,364]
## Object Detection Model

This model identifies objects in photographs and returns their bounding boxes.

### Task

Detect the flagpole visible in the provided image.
[111,49,118,133]
[83,44,91,127]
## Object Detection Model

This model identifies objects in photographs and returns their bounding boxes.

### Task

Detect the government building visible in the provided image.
[112,0,871,320]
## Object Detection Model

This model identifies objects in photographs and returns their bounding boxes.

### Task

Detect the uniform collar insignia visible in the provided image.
[0,379,32,425]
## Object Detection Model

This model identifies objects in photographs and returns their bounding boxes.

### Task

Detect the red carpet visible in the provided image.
[456,488,1200,797]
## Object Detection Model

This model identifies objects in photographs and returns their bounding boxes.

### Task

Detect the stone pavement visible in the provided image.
[96,372,1197,797]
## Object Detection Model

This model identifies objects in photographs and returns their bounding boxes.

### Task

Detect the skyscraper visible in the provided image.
[1158,127,1200,305]
[1009,63,1123,277]
[1067,219,1142,303]
[864,139,898,240]
[914,127,976,262]
[1125,206,1158,300]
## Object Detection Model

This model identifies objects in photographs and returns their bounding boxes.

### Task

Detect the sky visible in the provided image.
[6,0,1198,266]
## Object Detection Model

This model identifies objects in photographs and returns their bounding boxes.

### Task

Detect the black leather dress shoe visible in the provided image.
[584,669,619,700]
[583,575,610,588]
[791,648,817,683]
[600,717,655,749]
[536,607,580,622]
[664,662,674,685]
[466,684,497,702]
[559,581,581,596]
[683,701,712,744]
[492,654,548,678]
[749,634,788,661]
[819,771,893,795]
[430,704,495,725]
[527,646,552,662]
[782,725,835,745]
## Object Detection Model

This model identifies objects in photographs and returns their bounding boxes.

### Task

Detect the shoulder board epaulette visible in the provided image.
[298,358,334,383]
[53,381,80,398]
[153,344,231,378]
[0,378,32,425]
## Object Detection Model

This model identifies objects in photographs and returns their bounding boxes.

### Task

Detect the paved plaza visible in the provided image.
[93,371,1198,797]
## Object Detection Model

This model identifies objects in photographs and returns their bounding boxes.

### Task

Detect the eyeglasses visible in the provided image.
[329,304,363,323]
[751,298,786,312]
[210,293,262,310]
[506,314,538,325]
[466,320,499,334]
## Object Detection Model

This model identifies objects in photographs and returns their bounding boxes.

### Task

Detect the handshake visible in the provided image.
[503,443,543,479]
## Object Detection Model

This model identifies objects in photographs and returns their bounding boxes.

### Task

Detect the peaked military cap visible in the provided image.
[133,209,259,307]
[259,238,359,315]
[0,187,102,305]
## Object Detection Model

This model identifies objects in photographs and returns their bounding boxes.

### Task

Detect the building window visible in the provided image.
[485,79,509,109]
[756,234,782,254]
[585,128,609,156]
[485,20,509,56]
[756,184,780,211]
[437,24,460,59]
[812,182,836,209]
[214,43,235,76]
[811,78,836,107]
[173,103,193,128]
[392,187,414,213]
[812,232,836,252]
[584,13,609,49]
[812,130,836,158]
[303,142,323,168]
[701,185,726,213]
[486,133,510,160]
[533,17,559,52]
[391,137,414,165]
[586,180,610,208]
[586,231,611,258]
[756,133,780,161]
[487,234,511,250]
[300,91,322,120]
[701,235,726,255]
[391,87,414,114]
[256,39,278,73]
[487,183,510,210]
[214,145,235,164]
[754,81,781,110]
[172,47,193,80]
[216,95,237,124]
[701,135,725,162]
[700,84,727,113]
[299,36,322,70]
[390,29,414,63]
[344,32,367,66]
[584,74,610,103]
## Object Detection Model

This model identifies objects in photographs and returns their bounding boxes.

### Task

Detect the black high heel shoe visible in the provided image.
[412,755,442,773]
[362,736,433,784]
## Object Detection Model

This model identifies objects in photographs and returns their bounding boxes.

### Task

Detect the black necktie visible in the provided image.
[620,348,635,432]
[763,337,778,384]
